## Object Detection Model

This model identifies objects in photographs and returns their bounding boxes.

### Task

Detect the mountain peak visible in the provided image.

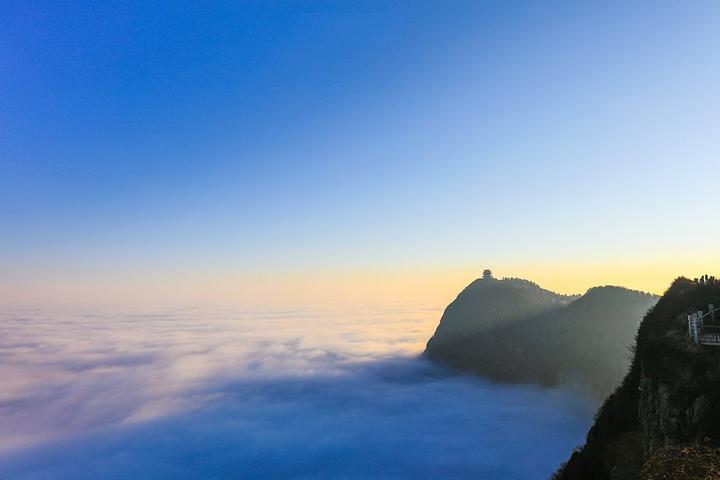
[427,275,571,348]
[425,275,658,397]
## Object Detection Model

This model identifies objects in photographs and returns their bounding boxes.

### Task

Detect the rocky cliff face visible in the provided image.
[555,277,720,480]
[638,373,712,452]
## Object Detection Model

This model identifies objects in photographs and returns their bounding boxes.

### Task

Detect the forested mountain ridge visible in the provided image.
[426,272,576,348]
[425,273,657,397]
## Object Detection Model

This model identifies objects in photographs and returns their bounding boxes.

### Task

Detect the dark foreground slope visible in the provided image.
[554,277,720,480]
[426,277,656,397]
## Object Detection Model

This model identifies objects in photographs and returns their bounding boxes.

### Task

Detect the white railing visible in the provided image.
[688,304,720,346]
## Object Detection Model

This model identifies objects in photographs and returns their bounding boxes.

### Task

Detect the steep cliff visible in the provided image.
[555,277,720,480]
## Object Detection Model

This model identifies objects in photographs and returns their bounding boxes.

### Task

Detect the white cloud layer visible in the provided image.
[0,305,594,479]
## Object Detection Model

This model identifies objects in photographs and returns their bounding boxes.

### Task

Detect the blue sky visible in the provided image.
[2,1,719,304]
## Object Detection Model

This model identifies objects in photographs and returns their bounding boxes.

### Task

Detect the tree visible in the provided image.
[483,269,493,280]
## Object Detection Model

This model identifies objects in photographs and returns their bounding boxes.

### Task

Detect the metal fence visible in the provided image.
[688,304,720,346]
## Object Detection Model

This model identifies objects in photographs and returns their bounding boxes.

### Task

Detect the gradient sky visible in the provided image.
[2,1,719,306]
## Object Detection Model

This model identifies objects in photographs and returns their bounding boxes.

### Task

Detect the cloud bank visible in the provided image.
[0,306,594,479]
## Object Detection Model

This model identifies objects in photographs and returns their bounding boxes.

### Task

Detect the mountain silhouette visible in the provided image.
[425,274,657,397]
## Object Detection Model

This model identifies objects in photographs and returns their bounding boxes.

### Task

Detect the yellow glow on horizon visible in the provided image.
[3,255,719,309]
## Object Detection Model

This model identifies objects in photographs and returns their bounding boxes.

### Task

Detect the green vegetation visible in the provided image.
[641,446,720,480]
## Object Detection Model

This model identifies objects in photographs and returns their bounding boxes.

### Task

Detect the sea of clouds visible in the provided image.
[0,305,594,479]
